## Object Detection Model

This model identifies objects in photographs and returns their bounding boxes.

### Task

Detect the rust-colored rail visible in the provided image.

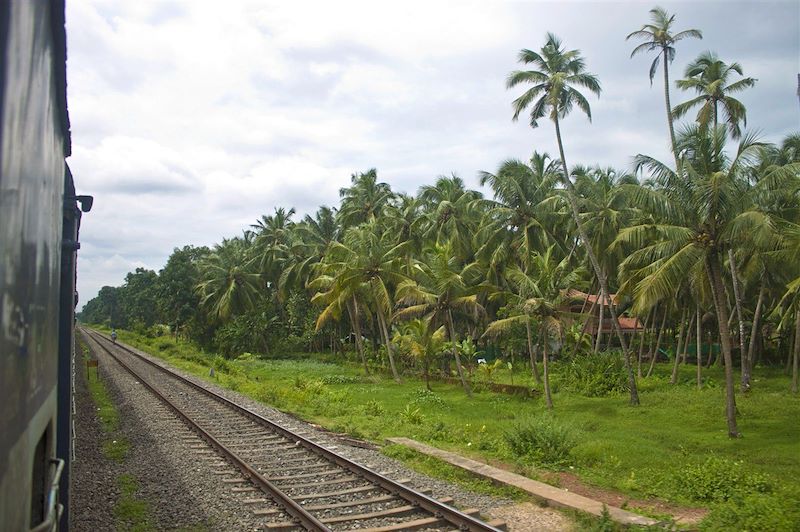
[83,328,504,532]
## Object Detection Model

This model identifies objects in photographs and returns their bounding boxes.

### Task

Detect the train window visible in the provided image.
[29,429,48,527]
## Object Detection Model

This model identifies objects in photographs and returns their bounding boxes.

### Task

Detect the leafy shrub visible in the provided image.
[410,388,446,409]
[157,341,173,351]
[321,374,361,384]
[561,351,628,397]
[236,352,258,361]
[212,355,233,374]
[504,415,578,467]
[701,489,800,531]
[671,457,773,503]
[363,400,385,417]
[399,404,424,425]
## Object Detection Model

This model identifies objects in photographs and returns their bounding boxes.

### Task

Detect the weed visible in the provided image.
[399,404,424,425]
[504,414,578,467]
[363,399,385,417]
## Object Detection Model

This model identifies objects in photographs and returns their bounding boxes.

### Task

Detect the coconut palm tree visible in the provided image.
[312,222,407,382]
[673,52,756,139]
[617,124,769,437]
[418,174,485,264]
[627,7,702,171]
[477,152,566,276]
[507,32,640,405]
[395,243,485,396]
[197,238,262,322]
[251,207,296,281]
[486,246,583,408]
[338,169,394,229]
[393,318,446,391]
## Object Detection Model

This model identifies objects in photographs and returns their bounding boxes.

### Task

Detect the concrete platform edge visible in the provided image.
[386,437,659,528]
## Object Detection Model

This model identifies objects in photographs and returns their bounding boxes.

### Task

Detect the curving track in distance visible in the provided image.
[80,328,506,532]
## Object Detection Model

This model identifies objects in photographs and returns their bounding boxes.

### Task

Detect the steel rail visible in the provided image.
[82,329,328,531]
[85,328,503,532]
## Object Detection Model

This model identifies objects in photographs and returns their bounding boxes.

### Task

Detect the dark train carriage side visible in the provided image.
[1,1,86,530]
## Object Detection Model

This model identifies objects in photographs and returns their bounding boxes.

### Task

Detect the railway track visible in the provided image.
[80,328,506,532]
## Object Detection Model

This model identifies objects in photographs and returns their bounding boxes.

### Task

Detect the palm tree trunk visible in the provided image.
[575,291,599,356]
[707,254,740,437]
[637,309,652,378]
[541,322,553,409]
[377,311,401,383]
[348,296,369,375]
[525,318,542,383]
[728,251,748,390]
[553,115,639,405]
[647,308,668,378]
[594,286,604,353]
[447,310,472,397]
[696,303,703,388]
[663,48,681,175]
[793,310,800,394]
[747,283,766,377]
[670,307,688,384]
[682,310,696,365]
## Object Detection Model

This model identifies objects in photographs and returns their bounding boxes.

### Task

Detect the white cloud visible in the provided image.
[66,0,800,306]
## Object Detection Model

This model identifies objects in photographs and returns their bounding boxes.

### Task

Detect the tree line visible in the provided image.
[80,8,800,438]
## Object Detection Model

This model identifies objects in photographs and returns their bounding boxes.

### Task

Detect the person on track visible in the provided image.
[111,329,117,343]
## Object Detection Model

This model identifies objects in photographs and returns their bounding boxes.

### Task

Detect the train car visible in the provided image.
[0,1,89,530]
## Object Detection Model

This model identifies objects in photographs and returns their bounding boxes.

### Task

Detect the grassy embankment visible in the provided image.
[78,336,153,532]
[100,327,800,530]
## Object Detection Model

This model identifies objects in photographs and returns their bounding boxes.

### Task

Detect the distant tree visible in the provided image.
[673,51,756,139]
[157,245,210,339]
[627,6,702,172]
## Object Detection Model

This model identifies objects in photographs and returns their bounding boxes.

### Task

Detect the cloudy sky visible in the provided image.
[66,0,800,307]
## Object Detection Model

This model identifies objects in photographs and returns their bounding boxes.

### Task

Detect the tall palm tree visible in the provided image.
[618,124,768,437]
[627,7,702,172]
[673,51,757,139]
[507,32,640,405]
[395,244,485,396]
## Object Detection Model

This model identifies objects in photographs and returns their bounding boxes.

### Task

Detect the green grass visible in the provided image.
[114,475,153,532]
[102,328,800,529]
[79,336,153,531]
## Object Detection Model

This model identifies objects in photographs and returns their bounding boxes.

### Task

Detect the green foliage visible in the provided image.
[560,351,628,397]
[321,374,362,384]
[399,404,424,425]
[409,388,447,409]
[363,399,385,417]
[504,414,578,467]
[670,456,773,503]
[115,474,153,532]
[701,488,800,532]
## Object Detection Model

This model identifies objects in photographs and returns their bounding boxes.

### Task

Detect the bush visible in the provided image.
[701,489,800,531]
[504,415,578,467]
[410,388,447,409]
[561,351,628,397]
[671,456,773,503]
